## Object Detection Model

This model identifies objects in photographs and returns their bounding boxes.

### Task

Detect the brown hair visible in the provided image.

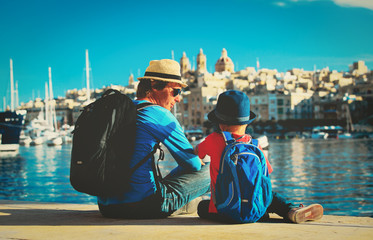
[136,79,168,98]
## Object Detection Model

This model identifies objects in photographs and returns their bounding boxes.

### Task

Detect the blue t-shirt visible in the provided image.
[98,100,201,205]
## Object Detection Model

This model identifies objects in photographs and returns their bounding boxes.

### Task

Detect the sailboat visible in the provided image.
[0,59,26,156]
[338,100,353,139]
[45,67,63,146]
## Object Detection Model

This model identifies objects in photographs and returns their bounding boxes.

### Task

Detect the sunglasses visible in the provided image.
[172,88,182,97]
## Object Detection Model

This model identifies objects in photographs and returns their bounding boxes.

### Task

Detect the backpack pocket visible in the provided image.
[261,175,273,209]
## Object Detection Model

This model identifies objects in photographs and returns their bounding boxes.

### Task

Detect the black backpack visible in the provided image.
[70,89,156,197]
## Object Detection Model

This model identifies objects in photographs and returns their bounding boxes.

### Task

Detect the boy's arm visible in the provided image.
[194,144,205,166]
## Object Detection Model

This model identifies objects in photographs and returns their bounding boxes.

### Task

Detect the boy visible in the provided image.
[195,90,323,223]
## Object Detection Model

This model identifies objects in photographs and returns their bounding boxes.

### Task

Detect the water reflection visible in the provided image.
[0,155,26,198]
[269,138,373,217]
[0,145,96,204]
[0,139,372,217]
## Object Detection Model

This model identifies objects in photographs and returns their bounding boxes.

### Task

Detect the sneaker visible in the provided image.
[173,197,203,215]
[288,204,323,223]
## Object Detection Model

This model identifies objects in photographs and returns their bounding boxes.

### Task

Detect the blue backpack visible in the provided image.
[212,132,273,223]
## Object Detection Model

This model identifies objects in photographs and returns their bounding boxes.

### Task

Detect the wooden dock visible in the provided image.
[0,200,372,239]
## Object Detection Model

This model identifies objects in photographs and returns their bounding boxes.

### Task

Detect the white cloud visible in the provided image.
[273,0,373,11]
[332,0,373,11]
[274,2,287,7]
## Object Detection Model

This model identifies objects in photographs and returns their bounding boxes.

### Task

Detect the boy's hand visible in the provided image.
[200,158,205,166]
[194,144,205,165]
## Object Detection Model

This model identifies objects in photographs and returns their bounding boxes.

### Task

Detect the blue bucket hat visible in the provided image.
[208,90,256,125]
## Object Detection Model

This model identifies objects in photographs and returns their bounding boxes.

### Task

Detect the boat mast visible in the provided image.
[3,96,6,111]
[45,82,49,126]
[85,49,90,102]
[15,81,19,109]
[10,59,14,111]
[48,67,57,131]
[345,103,354,132]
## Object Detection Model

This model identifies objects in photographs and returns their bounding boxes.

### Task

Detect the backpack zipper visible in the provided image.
[220,143,262,174]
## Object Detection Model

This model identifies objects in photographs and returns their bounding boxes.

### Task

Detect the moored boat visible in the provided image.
[311,125,353,139]
[0,110,26,156]
[0,59,26,156]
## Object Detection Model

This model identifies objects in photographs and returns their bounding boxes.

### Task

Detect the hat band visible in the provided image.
[215,110,251,123]
[144,71,181,80]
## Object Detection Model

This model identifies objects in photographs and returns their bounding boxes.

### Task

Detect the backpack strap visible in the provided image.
[129,142,161,175]
[136,101,155,110]
[251,138,258,147]
[222,131,251,145]
[221,131,235,145]
[128,102,158,175]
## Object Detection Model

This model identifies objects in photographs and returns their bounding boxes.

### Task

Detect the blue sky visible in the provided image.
[1,0,373,108]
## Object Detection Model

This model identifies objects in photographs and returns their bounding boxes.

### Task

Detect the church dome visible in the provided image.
[215,48,234,73]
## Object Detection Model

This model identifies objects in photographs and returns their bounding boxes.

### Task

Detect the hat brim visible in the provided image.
[137,76,188,88]
[208,109,256,125]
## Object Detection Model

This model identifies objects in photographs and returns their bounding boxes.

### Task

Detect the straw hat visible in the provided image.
[137,59,187,87]
[208,90,256,125]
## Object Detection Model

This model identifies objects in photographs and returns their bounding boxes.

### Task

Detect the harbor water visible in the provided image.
[0,138,372,217]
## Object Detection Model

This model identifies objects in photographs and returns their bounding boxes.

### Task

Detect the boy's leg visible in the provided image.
[267,191,323,223]
[158,163,210,215]
[266,191,297,218]
[197,199,233,223]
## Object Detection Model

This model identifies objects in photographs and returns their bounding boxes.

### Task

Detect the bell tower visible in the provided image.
[180,52,190,77]
[197,48,207,74]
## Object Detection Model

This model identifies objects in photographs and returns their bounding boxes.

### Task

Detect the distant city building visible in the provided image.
[17,51,372,134]
[180,52,190,77]
[215,48,234,73]
[350,60,368,76]
[196,48,207,74]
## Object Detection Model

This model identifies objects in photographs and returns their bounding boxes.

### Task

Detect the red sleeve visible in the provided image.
[197,132,225,162]
[196,132,226,214]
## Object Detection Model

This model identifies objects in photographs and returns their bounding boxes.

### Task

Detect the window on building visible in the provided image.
[277,99,284,106]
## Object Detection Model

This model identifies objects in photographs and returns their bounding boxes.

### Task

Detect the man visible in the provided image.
[98,59,210,219]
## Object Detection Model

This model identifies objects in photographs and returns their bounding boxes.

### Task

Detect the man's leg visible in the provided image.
[98,193,167,219]
[158,163,210,215]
